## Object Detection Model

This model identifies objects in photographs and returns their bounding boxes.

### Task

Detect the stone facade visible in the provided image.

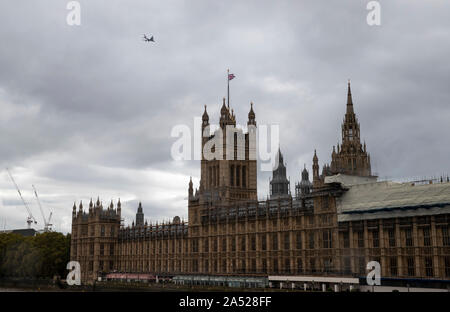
[70,84,450,284]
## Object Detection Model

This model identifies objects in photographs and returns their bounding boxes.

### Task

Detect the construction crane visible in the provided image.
[32,184,53,232]
[6,168,37,229]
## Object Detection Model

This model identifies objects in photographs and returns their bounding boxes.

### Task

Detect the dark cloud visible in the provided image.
[0,0,449,233]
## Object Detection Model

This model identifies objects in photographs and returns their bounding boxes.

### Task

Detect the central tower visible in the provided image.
[198,99,258,204]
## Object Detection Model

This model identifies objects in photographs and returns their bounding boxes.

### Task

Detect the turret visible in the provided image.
[202,105,209,127]
[248,102,256,126]
[270,148,290,199]
[136,202,144,227]
[330,81,373,177]
[312,150,319,183]
[188,176,194,199]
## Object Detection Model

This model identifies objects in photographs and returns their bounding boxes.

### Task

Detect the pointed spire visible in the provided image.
[117,198,121,209]
[188,176,193,198]
[79,200,83,210]
[277,147,283,165]
[221,97,227,113]
[202,105,209,122]
[313,149,318,162]
[248,102,256,126]
[73,201,77,211]
[347,79,354,114]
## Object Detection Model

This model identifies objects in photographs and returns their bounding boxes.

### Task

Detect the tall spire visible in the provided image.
[330,81,372,177]
[347,79,354,114]
[270,147,289,199]
[202,105,209,122]
[136,202,144,226]
[312,149,319,183]
[188,176,193,199]
[248,102,256,126]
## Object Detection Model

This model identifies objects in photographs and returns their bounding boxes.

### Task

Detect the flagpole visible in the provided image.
[227,69,230,108]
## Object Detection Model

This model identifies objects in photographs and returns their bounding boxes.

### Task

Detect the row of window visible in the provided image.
[341,226,450,248]
[113,256,450,278]
[75,226,450,257]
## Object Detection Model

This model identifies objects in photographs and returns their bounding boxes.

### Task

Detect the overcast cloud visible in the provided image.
[0,0,449,233]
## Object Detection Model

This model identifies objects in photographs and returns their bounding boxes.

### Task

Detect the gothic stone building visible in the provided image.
[70,83,450,285]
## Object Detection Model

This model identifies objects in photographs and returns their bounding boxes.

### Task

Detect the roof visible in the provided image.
[333,179,450,222]
[324,173,377,186]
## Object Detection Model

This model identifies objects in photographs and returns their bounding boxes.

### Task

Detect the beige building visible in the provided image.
[70,84,450,286]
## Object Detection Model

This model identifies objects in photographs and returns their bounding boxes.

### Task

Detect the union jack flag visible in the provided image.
[228,73,236,80]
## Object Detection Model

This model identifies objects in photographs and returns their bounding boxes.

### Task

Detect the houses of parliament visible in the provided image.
[70,82,450,288]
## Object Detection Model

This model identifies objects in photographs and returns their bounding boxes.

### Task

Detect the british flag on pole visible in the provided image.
[228,73,236,80]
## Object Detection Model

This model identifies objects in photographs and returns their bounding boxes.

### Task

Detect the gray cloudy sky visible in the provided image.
[0,0,449,233]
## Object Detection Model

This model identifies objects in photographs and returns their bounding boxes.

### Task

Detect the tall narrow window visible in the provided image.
[284,232,290,250]
[405,228,413,247]
[230,165,234,186]
[390,257,398,276]
[285,259,291,274]
[310,258,316,273]
[323,230,332,249]
[261,235,267,251]
[343,231,350,248]
[372,230,379,248]
[309,232,315,249]
[216,165,220,186]
[359,256,365,274]
[242,166,246,188]
[272,233,278,250]
[423,227,431,246]
[442,226,450,246]
[297,259,303,273]
[344,257,351,274]
[357,231,364,248]
[209,167,212,187]
[296,232,302,250]
[388,228,396,247]
[445,256,450,278]
[241,236,246,251]
[407,257,415,276]
[236,165,240,187]
[425,257,433,277]
[272,259,278,273]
